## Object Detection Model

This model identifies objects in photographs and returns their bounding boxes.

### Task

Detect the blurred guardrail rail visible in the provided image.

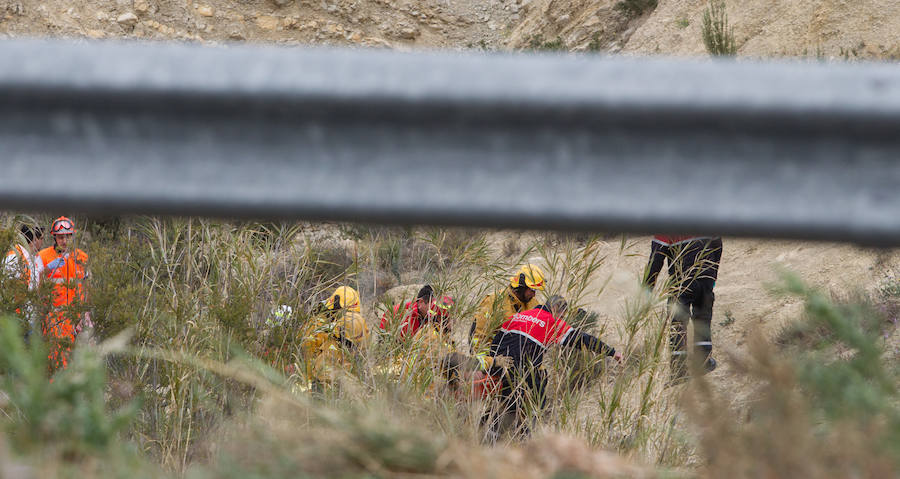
[2,39,900,244]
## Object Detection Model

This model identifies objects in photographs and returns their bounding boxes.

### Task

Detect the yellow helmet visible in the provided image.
[325,286,361,312]
[510,264,546,290]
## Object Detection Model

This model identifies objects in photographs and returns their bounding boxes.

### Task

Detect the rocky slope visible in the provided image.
[508,0,900,58]
[0,0,519,48]
[625,0,900,58]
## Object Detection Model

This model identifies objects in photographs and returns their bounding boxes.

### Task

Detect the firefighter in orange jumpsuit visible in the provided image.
[38,217,92,374]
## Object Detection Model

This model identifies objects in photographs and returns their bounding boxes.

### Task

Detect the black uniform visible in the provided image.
[645,236,723,369]
[486,305,616,439]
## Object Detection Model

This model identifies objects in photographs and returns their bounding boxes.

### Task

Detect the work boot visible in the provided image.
[691,351,717,376]
[702,357,717,375]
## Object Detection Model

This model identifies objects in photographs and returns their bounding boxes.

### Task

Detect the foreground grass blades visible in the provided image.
[0,217,898,477]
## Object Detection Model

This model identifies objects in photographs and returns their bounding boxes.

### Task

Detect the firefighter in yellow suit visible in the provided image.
[302,286,370,385]
[469,264,545,362]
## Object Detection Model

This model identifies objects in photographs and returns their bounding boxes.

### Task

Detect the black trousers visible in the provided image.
[484,365,546,441]
[670,277,715,359]
[667,238,722,361]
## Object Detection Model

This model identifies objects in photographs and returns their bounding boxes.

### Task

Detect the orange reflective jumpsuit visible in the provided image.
[39,246,88,373]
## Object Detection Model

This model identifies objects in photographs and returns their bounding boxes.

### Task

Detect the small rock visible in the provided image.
[256,15,280,30]
[195,5,213,16]
[363,36,392,48]
[85,29,106,38]
[228,30,245,40]
[116,12,139,26]
[399,26,418,39]
[281,17,298,28]
[96,11,109,21]
[133,0,150,14]
[324,22,344,35]
[270,0,293,6]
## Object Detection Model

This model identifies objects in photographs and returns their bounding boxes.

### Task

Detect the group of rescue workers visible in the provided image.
[3,217,91,373]
[3,216,723,439]
[296,233,722,438]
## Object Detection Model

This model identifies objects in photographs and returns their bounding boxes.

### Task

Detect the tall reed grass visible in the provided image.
[0,214,897,478]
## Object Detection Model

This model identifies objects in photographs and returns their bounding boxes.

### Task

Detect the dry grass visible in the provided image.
[0,215,898,478]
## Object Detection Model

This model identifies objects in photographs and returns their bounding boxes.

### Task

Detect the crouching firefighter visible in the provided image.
[379,284,454,342]
[469,264,545,358]
[301,286,370,387]
[485,295,622,441]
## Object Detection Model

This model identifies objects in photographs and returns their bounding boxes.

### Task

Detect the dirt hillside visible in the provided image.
[0,0,519,48]
[507,0,900,58]
[505,0,642,52]
[625,0,900,58]
[581,236,899,409]
[6,0,900,57]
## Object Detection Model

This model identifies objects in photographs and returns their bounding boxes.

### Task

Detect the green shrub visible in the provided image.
[587,32,604,52]
[701,0,737,56]
[692,274,900,477]
[614,0,658,18]
[0,317,142,460]
[88,228,154,339]
[526,34,567,51]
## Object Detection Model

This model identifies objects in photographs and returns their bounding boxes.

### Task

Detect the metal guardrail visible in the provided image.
[1,39,900,244]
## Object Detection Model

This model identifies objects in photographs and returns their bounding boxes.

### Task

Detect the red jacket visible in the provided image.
[498,306,572,348]
[379,301,431,339]
[380,296,454,340]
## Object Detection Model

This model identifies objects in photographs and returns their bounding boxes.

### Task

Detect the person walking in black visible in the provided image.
[645,235,723,382]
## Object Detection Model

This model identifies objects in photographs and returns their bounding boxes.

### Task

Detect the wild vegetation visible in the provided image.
[701,0,737,56]
[0,214,897,477]
[614,0,658,18]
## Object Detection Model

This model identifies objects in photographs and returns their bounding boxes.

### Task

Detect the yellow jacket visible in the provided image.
[470,287,538,353]
[302,309,369,383]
